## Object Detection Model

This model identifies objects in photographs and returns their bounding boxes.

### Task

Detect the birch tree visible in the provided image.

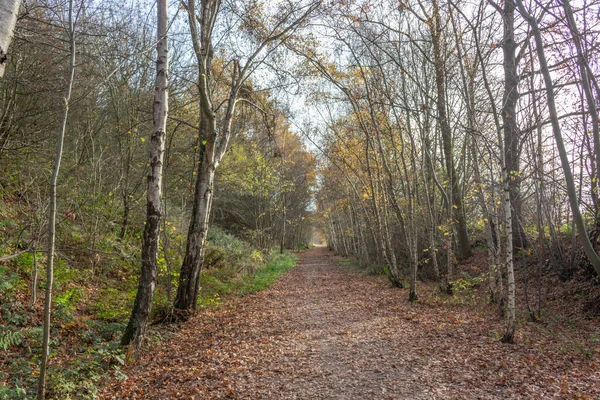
[0,0,20,78]
[121,0,169,358]
[173,0,321,314]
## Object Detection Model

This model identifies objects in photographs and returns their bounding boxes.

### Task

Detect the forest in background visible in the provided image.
[315,0,600,329]
[1,0,600,398]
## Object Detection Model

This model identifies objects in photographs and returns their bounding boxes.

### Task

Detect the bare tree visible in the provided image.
[430,0,471,261]
[488,0,530,251]
[37,0,76,397]
[121,0,169,358]
[174,0,321,314]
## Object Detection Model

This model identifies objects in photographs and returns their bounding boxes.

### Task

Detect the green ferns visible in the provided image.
[0,327,22,350]
[205,227,266,275]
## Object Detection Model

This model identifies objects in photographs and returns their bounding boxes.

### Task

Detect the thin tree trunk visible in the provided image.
[431,0,471,260]
[30,246,38,306]
[119,195,130,239]
[501,155,516,343]
[173,0,238,314]
[530,57,545,319]
[499,0,529,251]
[497,3,517,340]
[121,0,169,356]
[38,1,75,397]
[280,192,286,254]
[463,0,509,315]
[174,0,317,312]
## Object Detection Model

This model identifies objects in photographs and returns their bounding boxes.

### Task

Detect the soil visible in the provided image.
[101,247,600,399]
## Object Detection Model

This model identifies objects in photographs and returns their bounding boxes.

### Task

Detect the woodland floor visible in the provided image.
[101,247,600,399]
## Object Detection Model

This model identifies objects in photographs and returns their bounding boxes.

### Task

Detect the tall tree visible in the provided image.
[430,0,471,261]
[174,0,320,314]
[121,0,169,357]
[489,0,529,250]
[37,0,76,397]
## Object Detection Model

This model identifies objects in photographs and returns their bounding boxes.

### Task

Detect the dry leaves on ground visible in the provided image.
[100,247,600,399]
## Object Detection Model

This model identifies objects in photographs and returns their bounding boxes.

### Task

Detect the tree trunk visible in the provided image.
[173,0,316,313]
[119,194,130,239]
[431,0,471,260]
[500,0,528,250]
[408,214,418,302]
[280,192,286,254]
[30,247,38,306]
[173,0,225,314]
[173,132,215,313]
[501,161,516,343]
[37,1,75,397]
[121,0,168,357]
[0,0,20,78]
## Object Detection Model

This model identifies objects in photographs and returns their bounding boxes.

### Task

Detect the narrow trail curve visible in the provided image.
[102,247,599,399]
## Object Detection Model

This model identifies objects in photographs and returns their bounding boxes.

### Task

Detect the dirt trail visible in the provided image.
[102,247,600,399]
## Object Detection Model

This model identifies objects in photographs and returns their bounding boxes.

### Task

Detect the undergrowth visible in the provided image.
[198,249,296,308]
[0,224,296,399]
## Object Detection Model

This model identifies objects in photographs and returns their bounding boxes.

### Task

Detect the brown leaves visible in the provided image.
[100,248,600,399]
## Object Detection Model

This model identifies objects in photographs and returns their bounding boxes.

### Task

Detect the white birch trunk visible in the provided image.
[121,0,168,356]
[0,0,20,77]
[502,167,516,342]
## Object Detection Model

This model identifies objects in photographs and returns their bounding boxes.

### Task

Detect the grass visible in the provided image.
[338,258,360,267]
[198,250,296,308]
[337,257,383,276]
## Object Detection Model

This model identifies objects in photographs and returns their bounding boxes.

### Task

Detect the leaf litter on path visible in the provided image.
[101,247,600,399]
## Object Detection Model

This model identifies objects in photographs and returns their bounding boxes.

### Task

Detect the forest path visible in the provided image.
[102,247,599,399]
